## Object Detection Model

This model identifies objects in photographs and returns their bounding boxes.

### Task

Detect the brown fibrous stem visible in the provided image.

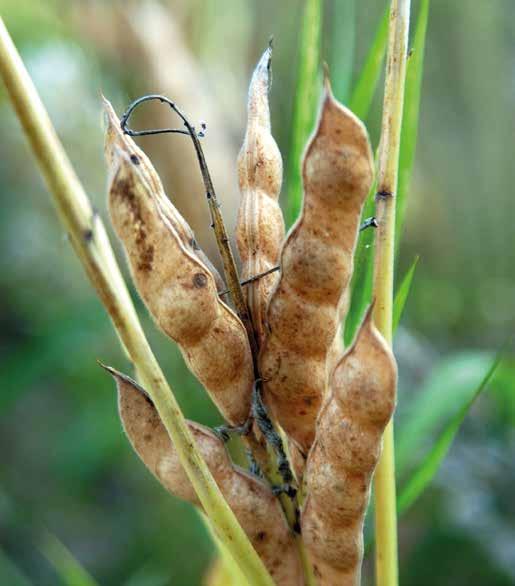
[372,1,411,586]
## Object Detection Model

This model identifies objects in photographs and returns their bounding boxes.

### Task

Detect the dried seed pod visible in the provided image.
[236,46,284,346]
[108,367,304,586]
[103,100,253,425]
[103,98,224,291]
[260,82,374,452]
[301,308,397,585]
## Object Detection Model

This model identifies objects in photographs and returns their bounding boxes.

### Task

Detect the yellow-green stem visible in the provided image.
[372,1,411,586]
[0,17,274,586]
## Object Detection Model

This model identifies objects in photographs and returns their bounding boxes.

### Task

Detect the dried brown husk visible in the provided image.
[104,100,253,425]
[301,308,397,586]
[236,46,284,347]
[260,82,374,453]
[108,367,304,586]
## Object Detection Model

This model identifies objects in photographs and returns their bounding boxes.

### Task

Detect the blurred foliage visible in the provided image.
[1,0,515,585]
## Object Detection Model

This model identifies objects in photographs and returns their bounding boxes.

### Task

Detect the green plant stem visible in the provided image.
[372,1,411,586]
[0,17,274,586]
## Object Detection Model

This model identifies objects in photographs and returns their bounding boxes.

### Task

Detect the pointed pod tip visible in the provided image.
[349,300,378,351]
[256,43,272,82]
[98,362,153,402]
[363,299,376,326]
[322,62,333,96]
[246,44,274,120]
[101,96,118,126]
[97,359,117,377]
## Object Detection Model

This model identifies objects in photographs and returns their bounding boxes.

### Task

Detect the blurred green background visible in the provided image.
[1,0,514,585]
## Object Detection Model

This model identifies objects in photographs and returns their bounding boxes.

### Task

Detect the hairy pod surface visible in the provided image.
[109,368,304,586]
[301,308,397,585]
[104,100,253,425]
[260,83,374,453]
[236,47,284,346]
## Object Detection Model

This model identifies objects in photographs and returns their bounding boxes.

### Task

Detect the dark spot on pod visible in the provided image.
[84,228,93,242]
[137,244,154,272]
[256,531,267,542]
[130,154,140,165]
[193,273,208,288]
[190,237,200,250]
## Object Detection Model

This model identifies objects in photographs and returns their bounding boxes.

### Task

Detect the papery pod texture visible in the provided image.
[103,100,253,425]
[109,368,305,586]
[260,83,374,453]
[301,308,397,585]
[236,46,284,347]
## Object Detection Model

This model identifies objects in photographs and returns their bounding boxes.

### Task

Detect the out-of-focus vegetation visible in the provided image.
[1,0,514,585]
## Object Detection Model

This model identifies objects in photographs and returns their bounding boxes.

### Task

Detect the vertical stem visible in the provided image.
[0,18,274,586]
[372,2,411,586]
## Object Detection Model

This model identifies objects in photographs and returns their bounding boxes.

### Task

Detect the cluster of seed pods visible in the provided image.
[103,47,397,586]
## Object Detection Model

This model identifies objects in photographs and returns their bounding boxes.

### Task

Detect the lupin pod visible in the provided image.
[301,308,397,585]
[260,81,374,453]
[236,46,285,346]
[104,100,254,426]
[107,367,305,586]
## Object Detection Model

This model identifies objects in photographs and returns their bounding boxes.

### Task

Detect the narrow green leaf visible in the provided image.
[392,256,419,332]
[397,349,504,515]
[286,0,322,227]
[396,351,495,477]
[329,0,355,103]
[348,3,389,119]
[40,532,99,586]
[365,347,508,554]
[395,0,430,247]
[344,190,376,345]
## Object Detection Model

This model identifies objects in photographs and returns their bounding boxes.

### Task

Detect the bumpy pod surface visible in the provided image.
[104,100,253,425]
[260,83,374,452]
[109,368,304,586]
[236,47,284,346]
[301,309,397,586]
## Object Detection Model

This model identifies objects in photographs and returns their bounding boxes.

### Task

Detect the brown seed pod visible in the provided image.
[236,46,284,346]
[107,367,304,586]
[103,98,224,291]
[259,82,374,453]
[301,308,397,585]
[103,100,253,426]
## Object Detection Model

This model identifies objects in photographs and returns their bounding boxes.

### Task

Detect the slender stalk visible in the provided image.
[372,2,411,586]
[0,17,274,586]
[200,513,250,586]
